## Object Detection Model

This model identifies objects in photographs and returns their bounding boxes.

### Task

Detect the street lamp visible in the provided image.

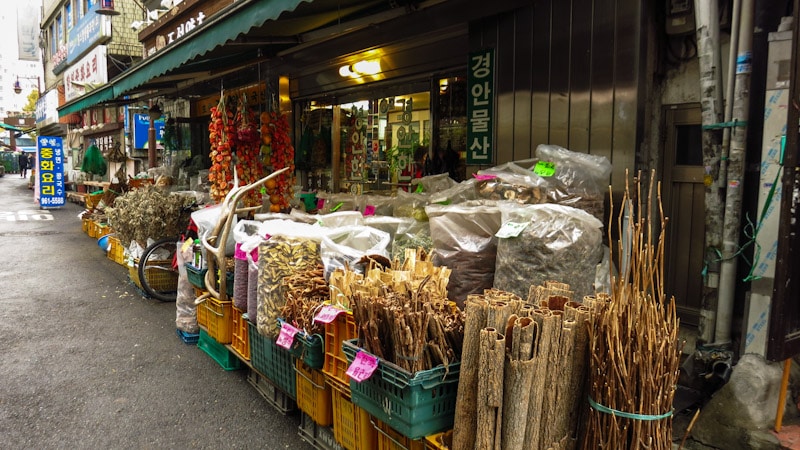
[13,76,41,95]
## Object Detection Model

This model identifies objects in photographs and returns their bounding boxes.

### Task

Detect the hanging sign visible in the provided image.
[467,48,495,165]
[37,136,66,209]
[132,114,166,149]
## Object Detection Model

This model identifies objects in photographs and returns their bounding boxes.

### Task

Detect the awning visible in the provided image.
[112,0,308,98]
[58,84,115,116]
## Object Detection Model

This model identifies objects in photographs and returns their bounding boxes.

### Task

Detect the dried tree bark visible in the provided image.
[452,296,489,450]
[501,317,537,450]
[476,327,505,450]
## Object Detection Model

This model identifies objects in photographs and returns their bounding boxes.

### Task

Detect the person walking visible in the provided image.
[18,152,28,178]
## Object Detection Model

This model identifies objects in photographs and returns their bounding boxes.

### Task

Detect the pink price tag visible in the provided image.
[473,174,497,181]
[363,205,376,216]
[314,305,345,324]
[276,323,300,350]
[346,351,379,382]
[317,198,325,210]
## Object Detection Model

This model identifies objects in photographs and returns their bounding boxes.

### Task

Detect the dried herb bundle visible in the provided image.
[106,185,195,247]
[582,171,682,450]
[280,265,328,335]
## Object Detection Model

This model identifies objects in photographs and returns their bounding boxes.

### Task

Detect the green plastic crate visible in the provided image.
[197,329,242,371]
[185,263,234,297]
[342,339,460,440]
[248,322,297,399]
[281,320,324,369]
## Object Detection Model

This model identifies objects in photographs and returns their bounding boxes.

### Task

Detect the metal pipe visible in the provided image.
[148,100,157,168]
[694,0,726,344]
[716,0,755,344]
[720,0,743,187]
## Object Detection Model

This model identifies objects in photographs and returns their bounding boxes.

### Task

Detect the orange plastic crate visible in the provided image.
[196,296,233,344]
[424,431,452,450]
[230,306,250,361]
[323,310,357,394]
[332,384,376,450]
[295,360,332,426]
[375,418,424,450]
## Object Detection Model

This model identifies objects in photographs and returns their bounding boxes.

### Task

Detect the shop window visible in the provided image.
[433,76,467,182]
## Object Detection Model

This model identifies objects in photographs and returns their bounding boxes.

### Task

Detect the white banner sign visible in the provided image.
[64,46,108,101]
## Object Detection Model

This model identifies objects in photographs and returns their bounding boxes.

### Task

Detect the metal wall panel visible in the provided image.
[473,0,645,194]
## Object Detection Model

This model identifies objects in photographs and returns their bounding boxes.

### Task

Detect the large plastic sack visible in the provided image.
[410,173,458,193]
[317,192,357,213]
[429,178,479,205]
[191,204,237,256]
[473,170,549,205]
[320,226,391,280]
[176,240,198,333]
[393,189,430,221]
[356,194,395,217]
[493,203,604,301]
[317,211,364,228]
[391,218,432,265]
[426,201,502,307]
[534,144,612,221]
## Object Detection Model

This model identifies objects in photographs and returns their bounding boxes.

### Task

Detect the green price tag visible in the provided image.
[414,183,424,193]
[495,221,529,238]
[260,186,267,195]
[534,161,556,177]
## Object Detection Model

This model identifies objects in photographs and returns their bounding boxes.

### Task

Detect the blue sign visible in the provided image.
[132,114,166,149]
[37,136,66,209]
[67,4,111,64]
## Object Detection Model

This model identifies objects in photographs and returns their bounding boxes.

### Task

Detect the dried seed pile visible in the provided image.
[582,172,682,450]
[279,264,328,336]
[106,184,195,248]
[346,249,464,373]
[257,236,321,338]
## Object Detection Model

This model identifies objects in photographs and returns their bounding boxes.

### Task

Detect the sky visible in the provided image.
[0,3,44,119]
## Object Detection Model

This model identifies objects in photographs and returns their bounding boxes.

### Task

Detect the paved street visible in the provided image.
[0,175,311,449]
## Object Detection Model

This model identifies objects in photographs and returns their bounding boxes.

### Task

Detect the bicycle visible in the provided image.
[137,236,181,302]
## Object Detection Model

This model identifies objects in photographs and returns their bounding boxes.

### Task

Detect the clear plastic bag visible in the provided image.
[393,189,430,221]
[320,226,391,280]
[410,173,457,193]
[493,203,604,300]
[391,218,432,265]
[356,194,395,216]
[176,240,198,333]
[426,201,502,307]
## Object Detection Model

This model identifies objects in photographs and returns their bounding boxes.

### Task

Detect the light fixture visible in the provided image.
[339,59,382,78]
[12,76,40,95]
[96,0,121,15]
[147,9,168,21]
[148,104,163,121]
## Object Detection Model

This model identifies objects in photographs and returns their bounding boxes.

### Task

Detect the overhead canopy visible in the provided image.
[58,84,115,117]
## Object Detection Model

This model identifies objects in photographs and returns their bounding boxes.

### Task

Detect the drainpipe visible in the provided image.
[694,0,726,344]
[715,0,754,344]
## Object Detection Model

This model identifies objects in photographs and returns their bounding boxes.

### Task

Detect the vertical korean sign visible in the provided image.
[38,136,66,209]
[467,48,495,165]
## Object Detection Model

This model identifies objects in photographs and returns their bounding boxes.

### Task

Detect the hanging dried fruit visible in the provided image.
[208,94,232,203]
[261,111,295,210]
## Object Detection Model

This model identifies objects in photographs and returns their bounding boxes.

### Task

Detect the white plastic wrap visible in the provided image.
[191,204,237,256]
[176,240,198,333]
[320,225,391,280]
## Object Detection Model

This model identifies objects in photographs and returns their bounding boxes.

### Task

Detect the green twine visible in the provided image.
[588,396,673,421]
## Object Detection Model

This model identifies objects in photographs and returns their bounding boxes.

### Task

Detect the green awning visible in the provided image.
[112,0,308,97]
[57,84,115,117]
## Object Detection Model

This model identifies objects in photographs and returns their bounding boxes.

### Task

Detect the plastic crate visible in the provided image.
[295,359,332,426]
[247,368,297,415]
[196,296,233,344]
[185,264,234,297]
[424,431,452,450]
[81,217,91,234]
[374,418,424,450]
[107,235,125,265]
[249,321,297,399]
[230,306,250,361]
[288,328,325,370]
[129,258,179,294]
[197,329,242,370]
[331,385,377,450]
[342,340,460,440]
[176,329,200,344]
[299,412,343,450]
[323,311,358,394]
[85,191,104,209]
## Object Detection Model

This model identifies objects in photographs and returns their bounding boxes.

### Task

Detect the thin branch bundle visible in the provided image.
[279,264,327,335]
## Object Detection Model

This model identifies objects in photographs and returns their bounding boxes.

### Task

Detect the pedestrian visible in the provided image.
[18,152,28,178]
[28,153,35,174]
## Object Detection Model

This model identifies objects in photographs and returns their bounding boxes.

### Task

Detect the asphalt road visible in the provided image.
[0,175,313,449]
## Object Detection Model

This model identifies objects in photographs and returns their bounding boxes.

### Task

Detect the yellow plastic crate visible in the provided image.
[129,258,179,294]
[81,217,91,234]
[332,385,377,450]
[296,360,332,426]
[107,235,125,266]
[424,431,452,450]
[196,296,233,344]
[375,418,424,450]
[230,306,250,361]
[322,310,357,395]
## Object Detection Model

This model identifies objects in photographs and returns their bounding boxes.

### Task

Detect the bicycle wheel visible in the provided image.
[138,237,179,302]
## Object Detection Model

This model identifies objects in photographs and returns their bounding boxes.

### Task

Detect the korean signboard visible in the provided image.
[467,48,495,165]
[67,3,111,64]
[64,45,108,101]
[37,136,66,209]
[132,114,165,149]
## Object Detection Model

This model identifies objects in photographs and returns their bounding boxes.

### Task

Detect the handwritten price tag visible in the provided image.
[276,322,300,350]
[363,205,376,216]
[346,351,379,382]
[314,305,345,324]
[533,161,556,177]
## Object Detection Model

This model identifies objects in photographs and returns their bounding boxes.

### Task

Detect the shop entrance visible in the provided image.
[662,104,705,328]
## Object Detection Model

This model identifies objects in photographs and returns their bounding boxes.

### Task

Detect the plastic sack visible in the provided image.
[474,171,549,205]
[493,203,604,301]
[393,189,430,221]
[247,249,259,324]
[232,219,262,244]
[320,226,391,280]
[426,201,502,307]
[391,219,432,265]
[254,210,319,224]
[233,243,248,310]
[176,240,198,333]
[410,173,457,193]
[317,192,357,214]
[317,211,364,228]
[429,178,479,205]
[191,204,237,256]
[364,216,410,241]
[356,194,395,217]
[534,144,612,221]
